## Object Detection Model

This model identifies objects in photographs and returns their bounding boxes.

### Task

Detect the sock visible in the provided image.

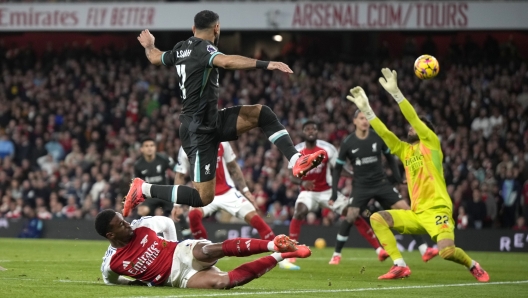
[226,255,278,289]
[221,238,271,257]
[393,258,407,267]
[289,218,302,242]
[150,184,203,207]
[142,183,152,198]
[370,213,403,262]
[439,246,473,268]
[250,216,275,240]
[271,252,284,262]
[375,247,383,255]
[355,216,381,249]
[334,220,352,253]
[411,234,428,256]
[258,105,298,161]
[288,153,301,168]
[188,209,207,239]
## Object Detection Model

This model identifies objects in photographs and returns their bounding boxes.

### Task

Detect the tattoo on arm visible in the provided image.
[227,161,248,190]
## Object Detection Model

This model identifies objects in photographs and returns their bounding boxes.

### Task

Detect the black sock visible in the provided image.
[150,185,204,207]
[258,105,298,161]
[335,220,353,253]
[411,234,426,246]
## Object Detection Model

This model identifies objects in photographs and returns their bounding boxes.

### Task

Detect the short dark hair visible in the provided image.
[95,209,117,238]
[419,116,436,134]
[140,137,155,146]
[194,10,219,30]
[302,120,318,130]
[353,109,361,119]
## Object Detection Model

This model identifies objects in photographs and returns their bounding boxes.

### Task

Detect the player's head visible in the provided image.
[140,137,156,158]
[353,110,370,132]
[407,116,436,143]
[302,120,319,143]
[193,10,220,46]
[95,209,133,241]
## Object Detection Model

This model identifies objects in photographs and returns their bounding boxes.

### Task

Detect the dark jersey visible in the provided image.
[161,37,223,134]
[337,129,399,186]
[134,153,175,185]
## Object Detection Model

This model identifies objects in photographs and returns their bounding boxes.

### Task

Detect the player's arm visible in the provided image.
[132,216,177,241]
[226,160,258,203]
[383,147,404,184]
[346,87,405,156]
[212,55,293,73]
[137,29,163,65]
[378,68,438,144]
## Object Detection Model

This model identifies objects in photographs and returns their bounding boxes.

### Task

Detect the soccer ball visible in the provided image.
[414,55,440,80]
[314,238,326,249]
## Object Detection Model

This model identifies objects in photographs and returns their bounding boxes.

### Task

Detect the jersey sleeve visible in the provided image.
[166,156,176,171]
[160,41,184,66]
[174,147,190,174]
[327,144,338,167]
[398,100,440,149]
[369,118,406,158]
[195,41,224,68]
[133,162,142,178]
[222,142,237,163]
[130,216,177,241]
[336,140,349,166]
[101,247,130,285]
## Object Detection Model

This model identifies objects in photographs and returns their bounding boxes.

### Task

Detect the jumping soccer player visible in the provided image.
[328,111,438,265]
[175,142,299,270]
[347,68,489,281]
[96,210,311,288]
[128,10,325,214]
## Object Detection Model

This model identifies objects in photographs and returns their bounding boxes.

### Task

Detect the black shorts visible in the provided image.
[139,198,173,216]
[179,106,241,183]
[349,180,402,210]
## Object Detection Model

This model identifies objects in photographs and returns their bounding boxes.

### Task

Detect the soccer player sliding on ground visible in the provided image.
[124,10,325,216]
[347,68,489,281]
[96,210,310,288]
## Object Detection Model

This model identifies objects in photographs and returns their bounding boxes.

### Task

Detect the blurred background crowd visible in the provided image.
[0,32,527,232]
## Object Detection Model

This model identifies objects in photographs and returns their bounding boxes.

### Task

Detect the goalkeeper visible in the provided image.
[346,68,489,282]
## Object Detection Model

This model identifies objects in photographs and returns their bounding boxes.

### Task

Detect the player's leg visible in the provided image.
[290,192,313,243]
[219,105,325,178]
[420,209,489,282]
[370,209,424,279]
[188,207,208,239]
[380,184,439,262]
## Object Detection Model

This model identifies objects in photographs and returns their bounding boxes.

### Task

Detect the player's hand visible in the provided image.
[301,180,315,191]
[328,193,337,206]
[378,68,404,101]
[171,205,183,222]
[267,61,293,74]
[138,29,155,49]
[346,87,371,111]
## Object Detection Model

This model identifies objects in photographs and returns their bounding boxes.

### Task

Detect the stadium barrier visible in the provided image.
[0,218,526,253]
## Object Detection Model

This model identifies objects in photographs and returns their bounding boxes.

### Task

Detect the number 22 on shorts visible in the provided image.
[435,215,449,225]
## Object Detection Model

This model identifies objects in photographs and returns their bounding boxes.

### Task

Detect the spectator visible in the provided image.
[18,205,43,238]
[512,217,527,231]
[457,206,468,230]
[0,132,15,159]
[467,189,487,229]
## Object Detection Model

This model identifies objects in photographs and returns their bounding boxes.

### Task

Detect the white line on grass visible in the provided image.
[110,280,528,298]
[56,279,100,284]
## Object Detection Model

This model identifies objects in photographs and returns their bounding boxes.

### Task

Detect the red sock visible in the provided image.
[355,216,380,249]
[250,215,275,240]
[221,238,270,257]
[289,218,302,242]
[189,209,207,239]
[227,255,277,289]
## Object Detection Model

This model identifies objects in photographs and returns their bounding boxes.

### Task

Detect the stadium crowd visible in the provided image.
[0,35,527,231]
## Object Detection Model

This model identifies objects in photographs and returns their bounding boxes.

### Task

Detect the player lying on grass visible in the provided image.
[95,210,310,288]
[347,68,489,282]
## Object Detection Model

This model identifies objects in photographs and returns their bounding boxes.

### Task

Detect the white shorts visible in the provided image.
[165,239,217,288]
[295,189,349,215]
[201,188,255,219]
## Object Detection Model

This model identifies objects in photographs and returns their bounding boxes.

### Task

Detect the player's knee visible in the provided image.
[439,246,456,260]
[191,188,207,207]
[345,212,358,223]
[370,211,392,227]
[210,275,230,289]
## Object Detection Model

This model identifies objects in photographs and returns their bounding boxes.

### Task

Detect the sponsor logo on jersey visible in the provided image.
[356,156,378,166]
[127,241,161,275]
[140,235,149,247]
[352,148,359,153]
[145,176,163,183]
[207,45,217,54]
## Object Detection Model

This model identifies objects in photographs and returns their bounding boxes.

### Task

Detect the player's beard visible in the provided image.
[214,32,220,46]
[407,133,419,143]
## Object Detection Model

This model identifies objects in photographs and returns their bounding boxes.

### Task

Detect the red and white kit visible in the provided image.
[100,216,214,288]
[176,142,255,218]
[289,140,348,213]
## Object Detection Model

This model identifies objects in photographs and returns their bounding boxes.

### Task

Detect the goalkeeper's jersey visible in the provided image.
[369,100,452,214]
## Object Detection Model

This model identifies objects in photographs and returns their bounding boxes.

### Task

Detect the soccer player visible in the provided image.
[130,10,325,213]
[328,111,438,265]
[133,137,177,217]
[96,210,311,288]
[347,68,489,281]
[176,142,299,270]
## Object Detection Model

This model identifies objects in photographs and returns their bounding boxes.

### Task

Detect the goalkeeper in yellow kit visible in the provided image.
[347,68,489,282]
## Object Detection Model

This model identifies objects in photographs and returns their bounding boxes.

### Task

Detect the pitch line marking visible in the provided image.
[110,280,528,298]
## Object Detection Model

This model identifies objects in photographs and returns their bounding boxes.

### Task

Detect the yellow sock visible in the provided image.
[439,246,473,268]
[370,213,402,261]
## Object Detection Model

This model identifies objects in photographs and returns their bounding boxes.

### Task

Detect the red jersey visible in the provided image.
[176,142,236,196]
[101,216,177,286]
[291,140,338,192]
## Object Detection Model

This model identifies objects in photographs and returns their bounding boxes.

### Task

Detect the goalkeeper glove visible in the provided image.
[378,68,405,103]
[346,87,376,121]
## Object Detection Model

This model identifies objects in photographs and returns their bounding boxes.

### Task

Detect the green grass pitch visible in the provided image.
[0,238,527,297]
